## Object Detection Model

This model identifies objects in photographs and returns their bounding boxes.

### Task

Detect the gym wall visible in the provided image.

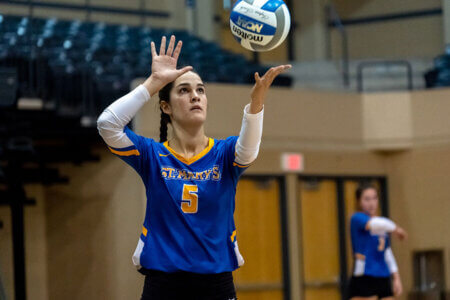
[2,83,450,299]
[329,0,444,59]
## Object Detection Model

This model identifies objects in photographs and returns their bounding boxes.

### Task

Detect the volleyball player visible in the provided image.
[348,184,408,300]
[97,35,291,299]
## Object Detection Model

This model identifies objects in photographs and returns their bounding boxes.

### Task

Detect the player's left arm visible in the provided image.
[235,65,292,165]
[367,217,408,240]
[385,247,403,296]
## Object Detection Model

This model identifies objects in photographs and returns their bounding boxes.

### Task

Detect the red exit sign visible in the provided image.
[281,153,304,172]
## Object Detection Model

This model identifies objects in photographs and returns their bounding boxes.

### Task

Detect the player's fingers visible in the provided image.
[281,64,292,69]
[172,41,183,60]
[274,65,290,75]
[160,36,167,55]
[150,41,157,58]
[178,66,193,76]
[274,64,291,72]
[271,67,287,79]
[267,67,284,82]
[280,64,292,75]
[271,67,284,78]
[262,67,275,80]
[269,65,291,82]
[254,72,261,82]
[166,35,176,56]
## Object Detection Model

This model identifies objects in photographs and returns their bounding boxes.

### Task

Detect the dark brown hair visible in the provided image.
[158,81,173,143]
[157,70,201,143]
[355,183,379,201]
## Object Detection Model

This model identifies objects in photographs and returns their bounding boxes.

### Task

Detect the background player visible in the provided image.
[348,184,408,300]
[97,35,291,299]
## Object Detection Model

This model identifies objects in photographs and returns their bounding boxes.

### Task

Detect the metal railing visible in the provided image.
[356,60,413,92]
[326,3,350,88]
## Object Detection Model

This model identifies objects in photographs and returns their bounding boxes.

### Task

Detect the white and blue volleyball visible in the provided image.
[230,0,291,52]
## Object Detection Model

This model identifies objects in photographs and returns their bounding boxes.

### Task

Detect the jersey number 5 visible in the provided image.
[181,184,198,214]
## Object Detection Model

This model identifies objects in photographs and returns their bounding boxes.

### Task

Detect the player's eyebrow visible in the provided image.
[176,83,205,88]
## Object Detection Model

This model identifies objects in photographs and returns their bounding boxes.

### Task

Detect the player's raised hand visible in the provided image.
[250,64,291,114]
[144,35,193,96]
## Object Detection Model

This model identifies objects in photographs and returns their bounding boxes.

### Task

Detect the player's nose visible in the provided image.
[191,92,201,102]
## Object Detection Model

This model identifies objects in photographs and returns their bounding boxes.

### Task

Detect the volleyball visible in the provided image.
[229,0,291,52]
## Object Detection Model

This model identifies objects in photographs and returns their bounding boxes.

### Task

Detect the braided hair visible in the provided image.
[158,81,174,143]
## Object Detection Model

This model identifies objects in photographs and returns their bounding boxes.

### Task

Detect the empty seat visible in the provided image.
[0,13,292,117]
[425,49,450,88]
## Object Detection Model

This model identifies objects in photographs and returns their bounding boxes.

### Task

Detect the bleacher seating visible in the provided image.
[0,14,291,121]
[424,46,450,88]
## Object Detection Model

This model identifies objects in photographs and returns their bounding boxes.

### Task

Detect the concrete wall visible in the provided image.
[330,0,444,59]
[44,152,145,300]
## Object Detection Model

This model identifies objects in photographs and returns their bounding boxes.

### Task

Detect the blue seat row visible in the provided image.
[0,14,291,118]
[0,14,267,84]
[425,46,450,88]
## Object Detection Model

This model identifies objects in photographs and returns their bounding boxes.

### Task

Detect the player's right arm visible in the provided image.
[97,35,192,148]
[97,36,191,176]
[97,85,150,148]
[352,213,407,240]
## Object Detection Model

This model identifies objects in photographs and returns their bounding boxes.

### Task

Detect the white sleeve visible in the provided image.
[367,217,397,235]
[97,85,150,148]
[385,247,399,274]
[235,104,264,165]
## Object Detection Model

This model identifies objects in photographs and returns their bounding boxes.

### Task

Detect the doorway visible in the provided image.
[233,176,290,300]
[298,176,388,300]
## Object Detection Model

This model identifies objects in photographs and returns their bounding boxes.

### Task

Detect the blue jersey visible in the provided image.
[108,127,248,274]
[350,212,391,278]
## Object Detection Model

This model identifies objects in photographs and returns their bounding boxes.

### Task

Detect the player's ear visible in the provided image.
[160,101,172,116]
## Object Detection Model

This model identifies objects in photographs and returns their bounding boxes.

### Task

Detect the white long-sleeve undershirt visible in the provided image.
[384,247,399,274]
[97,85,150,148]
[235,104,263,165]
[97,84,263,165]
[367,216,397,235]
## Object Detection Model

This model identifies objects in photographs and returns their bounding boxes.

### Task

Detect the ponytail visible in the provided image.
[159,110,170,143]
[158,81,174,143]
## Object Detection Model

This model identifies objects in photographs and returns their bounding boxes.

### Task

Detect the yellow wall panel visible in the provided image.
[300,180,340,300]
[233,179,284,298]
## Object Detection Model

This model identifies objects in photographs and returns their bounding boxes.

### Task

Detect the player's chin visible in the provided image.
[186,114,207,125]
[368,208,377,215]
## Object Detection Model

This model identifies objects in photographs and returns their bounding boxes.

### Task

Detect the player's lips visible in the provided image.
[190,105,203,111]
